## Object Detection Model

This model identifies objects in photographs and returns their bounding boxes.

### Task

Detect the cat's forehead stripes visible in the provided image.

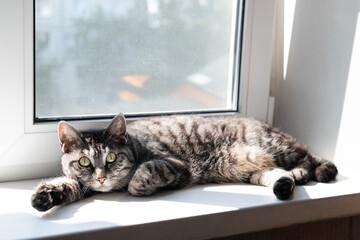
[81,137,111,166]
[83,138,106,157]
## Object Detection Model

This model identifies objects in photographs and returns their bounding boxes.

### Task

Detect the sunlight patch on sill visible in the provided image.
[283,0,297,79]
[202,183,273,196]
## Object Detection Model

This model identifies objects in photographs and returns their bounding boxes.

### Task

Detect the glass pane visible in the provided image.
[35,0,241,120]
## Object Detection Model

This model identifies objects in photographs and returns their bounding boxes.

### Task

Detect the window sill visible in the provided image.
[1,166,360,240]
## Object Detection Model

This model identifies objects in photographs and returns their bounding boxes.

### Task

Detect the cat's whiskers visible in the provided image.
[81,184,91,195]
[114,183,126,192]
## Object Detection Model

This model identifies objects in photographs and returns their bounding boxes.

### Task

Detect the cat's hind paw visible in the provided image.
[273,176,295,200]
[315,161,338,183]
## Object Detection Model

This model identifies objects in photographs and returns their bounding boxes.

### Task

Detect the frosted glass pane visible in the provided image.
[35,0,240,120]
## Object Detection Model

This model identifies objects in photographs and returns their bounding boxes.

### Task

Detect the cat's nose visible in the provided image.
[97,177,106,184]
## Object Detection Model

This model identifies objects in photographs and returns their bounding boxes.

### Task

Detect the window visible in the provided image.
[34,0,244,121]
[0,0,275,182]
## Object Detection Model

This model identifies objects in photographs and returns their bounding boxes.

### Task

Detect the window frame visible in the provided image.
[0,0,276,182]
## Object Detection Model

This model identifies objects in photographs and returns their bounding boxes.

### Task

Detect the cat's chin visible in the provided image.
[91,184,113,192]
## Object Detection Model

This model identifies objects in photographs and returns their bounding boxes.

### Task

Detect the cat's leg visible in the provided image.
[289,154,317,185]
[128,158,191,196]
[31,176,84,212]
[250,168,295,200]
[290,155,338,184]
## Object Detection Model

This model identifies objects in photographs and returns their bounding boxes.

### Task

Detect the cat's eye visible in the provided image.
[106,153,117,163]
[79,157,91,167]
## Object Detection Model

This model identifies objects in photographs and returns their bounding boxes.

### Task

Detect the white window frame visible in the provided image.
[0,0,275,182]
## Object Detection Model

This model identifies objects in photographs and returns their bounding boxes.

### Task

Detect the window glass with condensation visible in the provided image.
[35,0,241,120]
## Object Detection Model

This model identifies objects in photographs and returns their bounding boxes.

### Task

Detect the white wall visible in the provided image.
[274,0,360,163]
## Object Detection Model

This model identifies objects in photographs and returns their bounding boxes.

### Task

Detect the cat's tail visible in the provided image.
[313,157,338,182]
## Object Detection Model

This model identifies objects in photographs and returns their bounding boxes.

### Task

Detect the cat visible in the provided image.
[31,114,338,211]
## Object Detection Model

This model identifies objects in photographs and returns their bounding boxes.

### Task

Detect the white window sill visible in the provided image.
[1,165,360,240]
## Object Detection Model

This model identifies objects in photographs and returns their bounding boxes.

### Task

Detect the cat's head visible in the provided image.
[58,114,135,192]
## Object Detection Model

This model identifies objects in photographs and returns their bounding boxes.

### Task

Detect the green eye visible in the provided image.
[79,157,91,167]
[106,153,117,163]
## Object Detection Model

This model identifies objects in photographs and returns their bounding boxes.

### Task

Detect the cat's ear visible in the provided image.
[104,114,127,145]
[58,121,84,153]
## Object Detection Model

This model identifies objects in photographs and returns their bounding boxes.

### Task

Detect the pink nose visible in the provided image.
[97,177,106,184]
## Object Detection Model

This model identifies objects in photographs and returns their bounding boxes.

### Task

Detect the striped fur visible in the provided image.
[31,114,338,211]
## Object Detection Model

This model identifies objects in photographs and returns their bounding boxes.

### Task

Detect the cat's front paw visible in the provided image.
[128,175,157,197]
[31,184,63,212]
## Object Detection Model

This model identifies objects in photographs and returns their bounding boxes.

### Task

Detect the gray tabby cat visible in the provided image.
[31,114,337,211]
